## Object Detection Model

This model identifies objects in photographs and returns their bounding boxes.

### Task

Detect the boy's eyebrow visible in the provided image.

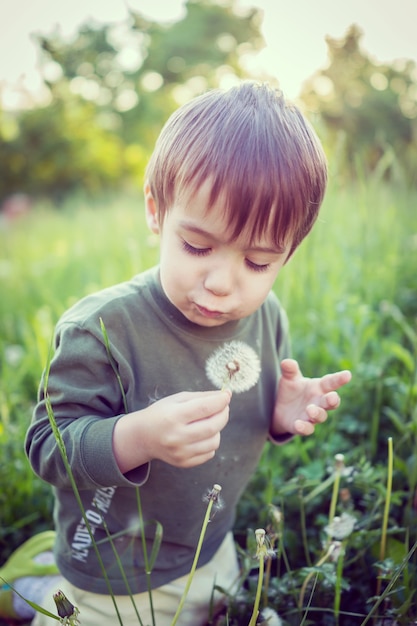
[178,221,288,255]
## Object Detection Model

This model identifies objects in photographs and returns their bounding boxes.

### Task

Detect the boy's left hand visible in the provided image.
[272,359,352,437]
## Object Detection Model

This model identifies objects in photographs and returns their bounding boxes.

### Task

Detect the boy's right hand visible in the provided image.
[113,390,231,474]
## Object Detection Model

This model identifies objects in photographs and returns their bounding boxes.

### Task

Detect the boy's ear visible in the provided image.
[144,182,160,234]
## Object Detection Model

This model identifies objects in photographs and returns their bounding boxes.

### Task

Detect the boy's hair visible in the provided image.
[145,81,327,255]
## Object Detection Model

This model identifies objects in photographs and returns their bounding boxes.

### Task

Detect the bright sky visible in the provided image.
[0,0,416,108]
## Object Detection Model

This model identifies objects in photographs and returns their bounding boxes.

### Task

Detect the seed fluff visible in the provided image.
[205,341,261,393]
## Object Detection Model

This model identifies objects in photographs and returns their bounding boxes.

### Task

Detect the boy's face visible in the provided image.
[145,182,290,327]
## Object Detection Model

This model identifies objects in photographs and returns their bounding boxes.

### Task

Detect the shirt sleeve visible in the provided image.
[25,320,150,490]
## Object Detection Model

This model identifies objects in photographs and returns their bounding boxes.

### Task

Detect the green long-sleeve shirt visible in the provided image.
[26,266,290,594]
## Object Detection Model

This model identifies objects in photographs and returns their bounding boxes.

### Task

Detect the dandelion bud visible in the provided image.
[53,590,80,625]
[205,341,261,393]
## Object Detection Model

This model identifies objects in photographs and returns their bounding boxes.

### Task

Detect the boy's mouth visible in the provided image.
[195,304,224,319]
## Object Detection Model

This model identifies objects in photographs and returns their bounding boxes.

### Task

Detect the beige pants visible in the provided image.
[32,532,239,626]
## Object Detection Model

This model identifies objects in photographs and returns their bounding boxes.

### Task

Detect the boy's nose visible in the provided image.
[203,264,235,296]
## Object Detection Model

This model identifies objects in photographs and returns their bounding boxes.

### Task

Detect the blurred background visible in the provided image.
[0,0,416,203]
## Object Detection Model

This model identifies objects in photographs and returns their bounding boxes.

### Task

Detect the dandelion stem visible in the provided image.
[248,555,264,626]
[375,437,393,600]
[334,541,345,626]
[100,516,144,626]
[136,488,156,626]
[328,467,341,532]
[263,546,273,608]
[170,486,219,626]
[299,491,312,567]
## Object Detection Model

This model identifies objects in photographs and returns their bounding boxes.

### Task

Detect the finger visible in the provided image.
[294,419,315,436]
[280,359,301,379]
[319,370,352,394]
[174,433,223,467]
[315,391,341,412]
[306,404,329,424]
[176,389,232,403]
[178,390,231,423]
[180,450,217,468]
[325,391,341,409]
[188,410,229,438]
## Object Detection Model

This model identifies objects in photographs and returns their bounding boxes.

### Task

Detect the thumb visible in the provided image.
[280,359,301,380]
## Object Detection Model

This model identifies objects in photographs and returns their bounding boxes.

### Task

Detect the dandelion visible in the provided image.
[203,483,224,516]
[259,606,283,625]
[268,504,283,534]
[327,452,354,543]
[326,453,355,480]
[249,529,275,626]
[171,484,224,626]
[205,341,261,393]
[325,512,356,540]
[254,528,276,561]
[53,590,80,625]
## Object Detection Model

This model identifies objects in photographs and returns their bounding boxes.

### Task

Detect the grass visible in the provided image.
[1,177,417,624]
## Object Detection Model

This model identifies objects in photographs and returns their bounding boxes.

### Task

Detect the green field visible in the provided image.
[1,178,417,624]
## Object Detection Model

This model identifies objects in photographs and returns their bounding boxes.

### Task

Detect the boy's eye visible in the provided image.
[246,259,271,273]
[182,239,211,256]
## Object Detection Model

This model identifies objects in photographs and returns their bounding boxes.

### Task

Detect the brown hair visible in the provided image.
[145,81,327,255]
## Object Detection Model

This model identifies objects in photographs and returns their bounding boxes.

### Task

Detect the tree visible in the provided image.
[36,0,264,150]
[0,0,264,200]
[301,25,417,184]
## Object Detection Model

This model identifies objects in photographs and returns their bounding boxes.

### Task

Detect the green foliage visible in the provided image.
[0,98,142,200]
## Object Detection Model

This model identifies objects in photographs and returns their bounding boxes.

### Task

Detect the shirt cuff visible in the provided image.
[268,431,294,444]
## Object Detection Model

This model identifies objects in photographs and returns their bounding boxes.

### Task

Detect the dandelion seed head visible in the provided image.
[260,607,283,626]
[205,341,261,393]
[226,360,240,375]
[325,512,356,540]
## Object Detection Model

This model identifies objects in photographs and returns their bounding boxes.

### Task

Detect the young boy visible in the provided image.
[22,81,351,625]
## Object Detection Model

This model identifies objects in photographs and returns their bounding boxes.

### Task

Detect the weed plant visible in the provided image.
[0,177,416,624]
